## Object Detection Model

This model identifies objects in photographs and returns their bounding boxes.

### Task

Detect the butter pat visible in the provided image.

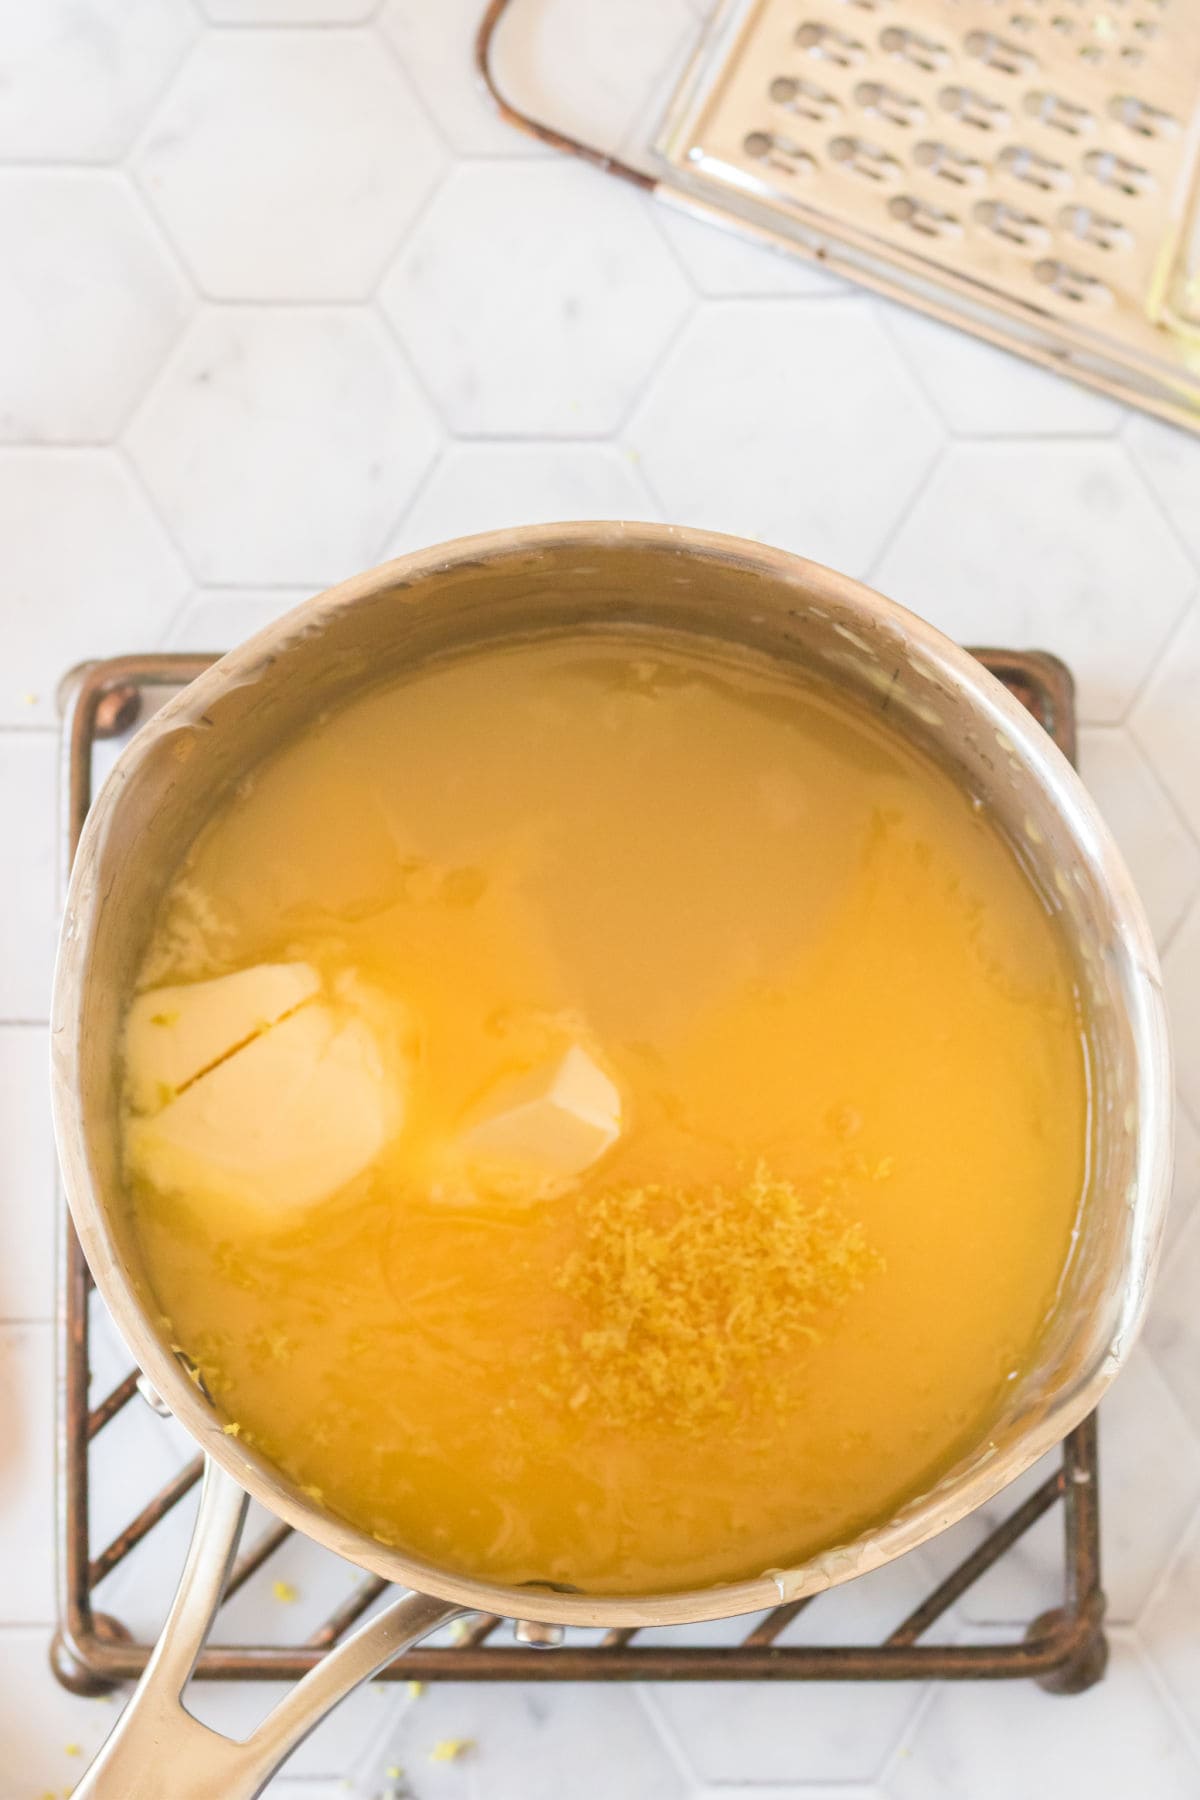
[125,962,320,1114]
[457,1044,622,1199]
[126,1002,401,1217]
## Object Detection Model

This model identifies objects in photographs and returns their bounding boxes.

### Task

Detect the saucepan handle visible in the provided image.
[73,1457,465,1800]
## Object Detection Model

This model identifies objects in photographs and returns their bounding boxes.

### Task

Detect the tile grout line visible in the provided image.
[863,437,952,592]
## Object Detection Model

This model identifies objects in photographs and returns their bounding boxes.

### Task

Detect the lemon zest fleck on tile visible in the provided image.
[429,1738,473,1763]
[271,1580,298,1604]
[405,1680,425,1699]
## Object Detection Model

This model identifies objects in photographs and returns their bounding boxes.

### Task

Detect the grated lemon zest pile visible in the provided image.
[550,1162,882,1431]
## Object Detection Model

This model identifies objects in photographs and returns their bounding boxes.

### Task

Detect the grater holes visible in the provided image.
[829,134,902,179]
[1023,90,1094,133]
[770,75,841,122]
[1058,202,1132,249]
[1032,256,1112,301]
[1118,44,1145,65]
[1009,13,1037,30]
[854,79,924,125]
[1077,43,1104,63]
[998,144,1072,189]
[940,84,1010,129]
[743,130,819,175]
[1107,93,1177,136]
[1132,16,1159,35]
[1050,14,1074,31]
[1083,146,1154,193]
[964,29,1037,73]
[914,139,986,183]
[797,21,867,64]
[973,197,1051,244]
[879,25,951,70]
[888,193,963,235]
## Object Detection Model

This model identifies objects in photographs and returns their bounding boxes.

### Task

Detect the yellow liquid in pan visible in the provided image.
[125,634,1088,1594]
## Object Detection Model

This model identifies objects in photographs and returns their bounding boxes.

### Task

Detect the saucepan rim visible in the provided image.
[50,520,1172,1628]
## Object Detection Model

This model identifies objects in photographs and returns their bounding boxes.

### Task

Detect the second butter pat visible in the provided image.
[456,1043,622,1198]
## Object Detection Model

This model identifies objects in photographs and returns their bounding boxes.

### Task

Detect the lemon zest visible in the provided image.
[549,1162,882,1431]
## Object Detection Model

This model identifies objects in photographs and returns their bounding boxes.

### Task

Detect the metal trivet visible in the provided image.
[53,649,1104,1697]
[477,0,1200,430]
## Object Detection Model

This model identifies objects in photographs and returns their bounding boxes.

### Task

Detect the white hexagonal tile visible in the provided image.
[1146,1195,1200,1438]
[1164,1103,1200,1259]
[210,1513,365,1653]
[1130,603,1200,847]
[654,202,843,297]
[0,0,196,162]
[380,160,692,435]
[164,589,316,652]
[627,299,940,575]
[0,735,56,1022]
[508,0,697,161]
[1164,898,1200,1126]
[0,449,187,728]
[646,1667,925,1785]
[184,1668,397,1783]
[920,1350,1200,1627]
[1078,728,1200,948]
[373,1685,686,1800]
[0,1626,117,1794]
[645,1565,930,1787]
[0,1325,54,1623]
[885,1635,1200,1800]
[1142,1509,1200,1746]
[387,441,656,556]
[126,309,441,585]
[0,1028,54,1323]
[135,31,444,301]
[0,172,189,446]
[782,1549,939,1650]
[1125,414,1200,566]
[689,1790,886,1800]
[204,0,375,17]
[379,0,546,157]
[383,0,697,161]
[879,305,1121,438]
[874,443,1195,724]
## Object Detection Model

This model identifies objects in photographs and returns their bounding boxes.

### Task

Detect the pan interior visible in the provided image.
[114,617,1090,1598]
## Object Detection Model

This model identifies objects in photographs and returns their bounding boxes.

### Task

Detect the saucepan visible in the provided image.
[51,524,1172,1796]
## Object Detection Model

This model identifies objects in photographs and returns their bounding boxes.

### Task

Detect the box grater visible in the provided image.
[478,0,1200,429]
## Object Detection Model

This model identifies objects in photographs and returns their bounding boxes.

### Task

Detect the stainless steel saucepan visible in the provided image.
[51,524,1172,1797]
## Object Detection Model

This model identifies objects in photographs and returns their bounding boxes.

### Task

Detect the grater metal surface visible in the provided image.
[478,0,1200,428]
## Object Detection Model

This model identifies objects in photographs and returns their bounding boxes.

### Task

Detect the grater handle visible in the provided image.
[72,1457,464,1799]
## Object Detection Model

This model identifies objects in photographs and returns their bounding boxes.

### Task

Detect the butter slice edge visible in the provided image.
[125,962,321,1115]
